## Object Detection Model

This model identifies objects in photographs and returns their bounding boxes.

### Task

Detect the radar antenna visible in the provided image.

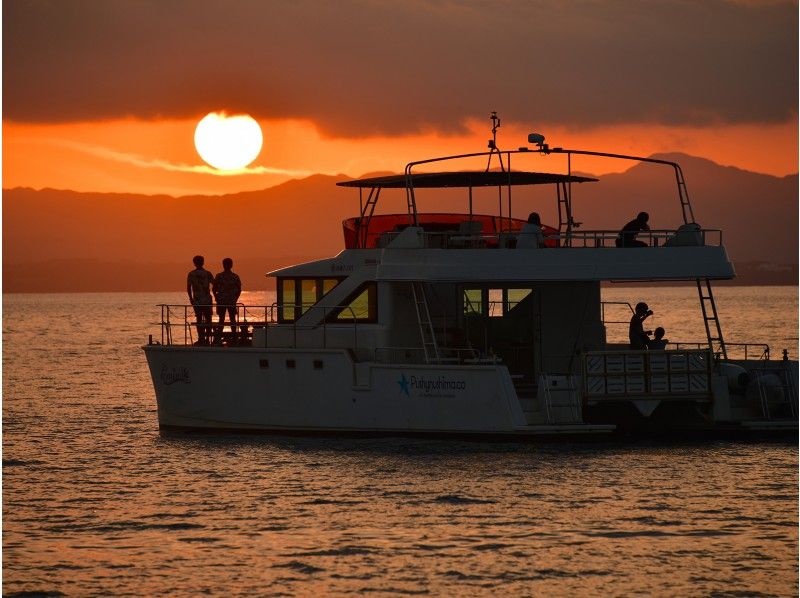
[485,111,505,172]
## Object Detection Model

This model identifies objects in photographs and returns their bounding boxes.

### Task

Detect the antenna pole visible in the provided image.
[485,111,505,172]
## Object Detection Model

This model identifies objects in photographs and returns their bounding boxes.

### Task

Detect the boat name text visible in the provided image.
[330,264,354,273]
[398,373,466,397]
[161,365,191,385]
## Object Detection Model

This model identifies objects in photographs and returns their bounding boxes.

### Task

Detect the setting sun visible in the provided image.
[194,111,263,170]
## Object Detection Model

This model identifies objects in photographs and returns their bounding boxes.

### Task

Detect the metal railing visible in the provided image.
[671,342,770,361]
[374,346,485,365]
[372,228,722,249]
[601,301,634,327]
[599,301,770,362]
[155,302,360,350]
[157,303,273,346]
[268,303,360,352]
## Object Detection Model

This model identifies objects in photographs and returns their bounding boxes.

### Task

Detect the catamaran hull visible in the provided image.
[143,345,611,436]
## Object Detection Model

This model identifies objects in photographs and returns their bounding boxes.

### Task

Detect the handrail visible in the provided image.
[155,302,360,350]
[401,145,695,226]
[601,301,635,326]
[367,227,723,249]
[598,303,769,362]
[155,303,492,364]
[671,342,770,361]
[266,302,360,353]
[374,346,482,365]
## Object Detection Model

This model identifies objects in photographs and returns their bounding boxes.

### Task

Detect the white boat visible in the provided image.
[143,119,798,437]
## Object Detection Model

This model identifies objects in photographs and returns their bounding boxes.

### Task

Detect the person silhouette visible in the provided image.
[213,257,242,342]
[517,212,545,249]
[187,255,214,345]
[629,302,653,350]
[617,212,650,247]
[648,327,669,350]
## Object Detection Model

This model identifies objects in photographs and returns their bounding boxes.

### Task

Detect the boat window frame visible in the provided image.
[325,281,378,323]
[277,276,345,322]
[462,285,534,318]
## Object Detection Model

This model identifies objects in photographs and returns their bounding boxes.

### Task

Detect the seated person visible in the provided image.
[616,212,650,247]
[629,302,653,349]
[517,212,545,249]
[648,327,668,350]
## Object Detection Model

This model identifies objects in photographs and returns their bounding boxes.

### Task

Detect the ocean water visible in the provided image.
[3,287,798,596]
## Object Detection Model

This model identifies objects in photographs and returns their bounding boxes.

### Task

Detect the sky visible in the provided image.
[3,0,798,196]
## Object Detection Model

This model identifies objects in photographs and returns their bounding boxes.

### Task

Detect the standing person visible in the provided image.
[629,301,653,350]
[187,255,214,345]
[517,212,545,249]
[616,212,650,247]
[213,257,242,340]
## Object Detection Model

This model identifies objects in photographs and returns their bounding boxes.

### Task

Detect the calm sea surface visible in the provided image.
[3,287,798,596]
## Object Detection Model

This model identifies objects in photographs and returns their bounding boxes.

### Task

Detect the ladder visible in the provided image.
[696,278,727,360]
[757,363,797,421]
[675,165,696,224]
[542,375,581,424]
[411,282,439,363]
[556,181,572,247]
[359,187,381,247]
[784,360,798,419]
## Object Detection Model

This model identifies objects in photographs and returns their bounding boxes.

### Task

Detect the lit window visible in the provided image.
[464,289,483,315]
[301,279,317,315]
[322,279,340,296]
[279,277,347,323]
[488,289,503,317]
[505,289,532,313]
[280,279,297,322]
[334,282,377,322]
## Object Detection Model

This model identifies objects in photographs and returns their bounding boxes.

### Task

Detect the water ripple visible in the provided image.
[2,290,798,596]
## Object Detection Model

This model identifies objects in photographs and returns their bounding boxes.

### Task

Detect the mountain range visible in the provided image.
[3,153,797,292]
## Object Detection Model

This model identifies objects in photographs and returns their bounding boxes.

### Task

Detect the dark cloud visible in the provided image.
[3,0,797,136]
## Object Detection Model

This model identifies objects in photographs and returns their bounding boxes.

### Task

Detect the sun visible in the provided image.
[194,112,263,171]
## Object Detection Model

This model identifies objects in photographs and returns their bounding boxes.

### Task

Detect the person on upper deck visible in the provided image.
[187,255,214,346]
[616,212,650,247]
[629,302,653,350]
[213,258,242,340]
[517,212,545,249]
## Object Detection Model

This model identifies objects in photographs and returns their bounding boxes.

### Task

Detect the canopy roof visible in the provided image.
[337,171,598,189]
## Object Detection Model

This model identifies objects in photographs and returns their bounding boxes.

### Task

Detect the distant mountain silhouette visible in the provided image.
[3,154,797,292]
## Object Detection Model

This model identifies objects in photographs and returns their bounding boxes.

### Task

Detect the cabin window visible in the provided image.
[463,289,484,315]
[280,279,297,321]
[463,286,533,317]
[330,282,377,322]
[322,279,339,296]
[488,289,504,317]
[301,279,317,315]
[505,289,532,313]
[277,277,344,323]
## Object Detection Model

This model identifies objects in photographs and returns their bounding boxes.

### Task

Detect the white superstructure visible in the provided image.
[143,122,797,437]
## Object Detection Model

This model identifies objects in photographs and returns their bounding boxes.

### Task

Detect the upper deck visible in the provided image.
[335,124,701,244]
[338,212,723,252]
[275,122,735,282]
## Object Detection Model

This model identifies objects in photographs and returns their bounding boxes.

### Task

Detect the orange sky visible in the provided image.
[3,116,797,196]
[3,1,798,196]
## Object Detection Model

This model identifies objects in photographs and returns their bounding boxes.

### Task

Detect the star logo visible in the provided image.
[397,373,410,396]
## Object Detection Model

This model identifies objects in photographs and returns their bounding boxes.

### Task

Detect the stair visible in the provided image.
[541,374,583,424]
